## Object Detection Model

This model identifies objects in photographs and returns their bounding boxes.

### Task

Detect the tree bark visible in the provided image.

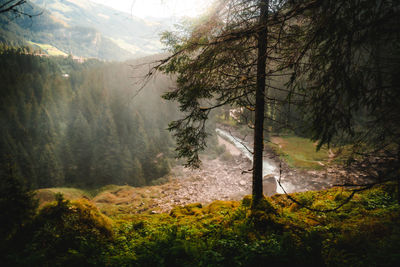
[252,0,269,208]
[397,146,400,205]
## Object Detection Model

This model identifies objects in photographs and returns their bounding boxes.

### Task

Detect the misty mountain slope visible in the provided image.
[0,0,169,60]
[0,1,134,60]
[30,0,168,57]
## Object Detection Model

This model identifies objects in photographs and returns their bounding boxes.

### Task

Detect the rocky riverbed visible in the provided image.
[85,127,370,215]
[152,155,253,212]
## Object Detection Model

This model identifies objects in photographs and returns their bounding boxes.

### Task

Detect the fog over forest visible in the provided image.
[0,50,179,188]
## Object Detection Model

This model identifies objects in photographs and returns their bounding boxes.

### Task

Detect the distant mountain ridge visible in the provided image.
[0,0,170,60]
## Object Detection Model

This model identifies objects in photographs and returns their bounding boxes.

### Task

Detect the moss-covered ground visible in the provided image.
[6,183,399,266]
[35,183,181,219]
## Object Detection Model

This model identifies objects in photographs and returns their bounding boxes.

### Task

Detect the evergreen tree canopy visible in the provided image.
[0,49,178,189]
[283,0,400,190]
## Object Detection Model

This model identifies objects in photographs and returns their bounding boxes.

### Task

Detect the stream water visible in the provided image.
[216,128,296,194]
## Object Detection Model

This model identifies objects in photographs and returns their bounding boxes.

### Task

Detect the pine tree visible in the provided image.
[156,0,280,205]
[0,163,37,245]
[131,157,145,186]
[37,143,64,188]
[92,106,121,186]
[66,112,93,186]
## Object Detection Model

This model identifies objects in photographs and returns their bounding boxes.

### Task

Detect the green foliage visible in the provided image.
[0,164,37,244]
[286,0,400,183]
[158,2,265,168]
[150,176,170,186]
[6,194,113,266]
[105,185,400,266]
[3,184,400,266]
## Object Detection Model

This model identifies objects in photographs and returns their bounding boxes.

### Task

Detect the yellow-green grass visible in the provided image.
[118,182,399,252]
[216,115,238,127]
[35,187,90,207]
[36,183,180,220]
[269,136,333,170]
[27,41,68,57]
[93,183,181,220]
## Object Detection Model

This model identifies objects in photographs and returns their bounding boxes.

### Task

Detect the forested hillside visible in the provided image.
[0,48,177,188]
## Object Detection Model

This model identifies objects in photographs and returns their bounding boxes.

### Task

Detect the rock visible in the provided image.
[239,180,246,186]
[263,174,277,196]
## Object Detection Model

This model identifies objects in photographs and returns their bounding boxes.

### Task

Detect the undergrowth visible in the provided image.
[3,184,400,266]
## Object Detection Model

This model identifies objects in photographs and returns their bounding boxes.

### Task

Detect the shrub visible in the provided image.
[220,151,234,161]
[0,166,37,244]
[8,194,113,266]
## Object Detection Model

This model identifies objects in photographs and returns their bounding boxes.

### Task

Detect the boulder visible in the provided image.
[263,174,277,196]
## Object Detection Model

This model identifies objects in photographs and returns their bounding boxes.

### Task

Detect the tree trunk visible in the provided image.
[397,146,400,205]
[252,0,269,209]
[397,176,400,205]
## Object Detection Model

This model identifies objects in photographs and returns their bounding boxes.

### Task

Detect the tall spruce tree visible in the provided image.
[92,105,122,185]
[156,0,296,206]
[67,112,92,186]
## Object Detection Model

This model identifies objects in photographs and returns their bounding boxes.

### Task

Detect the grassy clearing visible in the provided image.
[36,183,181,220]
[269,135,335,170]
[93,183,183,220]
[35,187,90,207]
[93,185,161,219]
[27,41,68,56]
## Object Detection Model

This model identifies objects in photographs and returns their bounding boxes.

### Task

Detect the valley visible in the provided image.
[1,0,399,266]
[35,126,370,218]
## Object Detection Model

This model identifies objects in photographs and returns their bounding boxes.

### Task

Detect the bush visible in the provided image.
[150,176,170,186]
[0,165,37,245]
[7,194,113,266]
[220,151,234,161]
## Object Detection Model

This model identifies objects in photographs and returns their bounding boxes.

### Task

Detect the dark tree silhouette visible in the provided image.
[284,0,400,202]
[0,0,27,15]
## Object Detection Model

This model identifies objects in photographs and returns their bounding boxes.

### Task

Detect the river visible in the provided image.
[216,128,297,194]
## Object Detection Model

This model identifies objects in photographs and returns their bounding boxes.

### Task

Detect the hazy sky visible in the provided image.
[91,0,212,19]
